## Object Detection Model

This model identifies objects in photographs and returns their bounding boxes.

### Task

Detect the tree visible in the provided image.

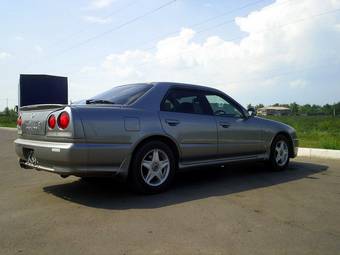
[243,102,340,116]
[247,104,254,109]
[289,102,299,115]
[323,104,333,115]
[299,104,312,115]
[334,102,340,116]
[4,107,9,116]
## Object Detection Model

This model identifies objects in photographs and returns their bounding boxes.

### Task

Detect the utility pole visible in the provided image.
[6,98,8,109]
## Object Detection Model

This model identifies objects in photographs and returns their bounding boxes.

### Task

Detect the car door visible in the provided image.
[204,93,265,157]
[159,88,218,162]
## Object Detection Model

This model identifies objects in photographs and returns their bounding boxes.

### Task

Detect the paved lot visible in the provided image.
[1,128,339,255]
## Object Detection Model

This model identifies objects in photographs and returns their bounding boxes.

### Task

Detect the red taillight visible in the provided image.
[48,115,56,129]
[58,111,70,129]
[17,115,22,127]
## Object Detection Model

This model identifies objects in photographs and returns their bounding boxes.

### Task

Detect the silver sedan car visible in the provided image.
[15,82,298,193]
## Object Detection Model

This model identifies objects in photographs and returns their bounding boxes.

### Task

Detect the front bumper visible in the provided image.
[292,138,299,157]
[14,138,131,177]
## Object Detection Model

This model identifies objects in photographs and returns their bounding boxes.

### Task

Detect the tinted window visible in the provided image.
[19,74,67,107]
[161,89,206,114]
[205,94,243,118]
[89,84,153,105]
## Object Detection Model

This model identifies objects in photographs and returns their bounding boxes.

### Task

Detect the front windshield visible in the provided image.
[88,84,153,105]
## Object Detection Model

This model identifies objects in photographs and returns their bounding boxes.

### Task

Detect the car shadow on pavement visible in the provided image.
[43,160,328,210]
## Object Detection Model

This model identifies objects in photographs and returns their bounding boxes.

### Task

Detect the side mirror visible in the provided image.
[247,107,256,117]
[14,105,18,113]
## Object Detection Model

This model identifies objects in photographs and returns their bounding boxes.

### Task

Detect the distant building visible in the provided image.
[257,106,291,116]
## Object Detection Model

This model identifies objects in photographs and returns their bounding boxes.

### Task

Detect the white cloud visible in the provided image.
[14,35,24,41]
[0,52,11,60]
[78,0,340,105]
[88,0,116,9]
[83,15,112,24]
[335,23,340,31]
[34,45,43,54]
[289,79,307,89]
[80,66,97,73]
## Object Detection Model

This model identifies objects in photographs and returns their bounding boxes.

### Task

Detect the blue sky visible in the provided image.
[1,0,340,109]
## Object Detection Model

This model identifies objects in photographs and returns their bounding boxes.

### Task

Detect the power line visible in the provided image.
[78,0,294,67]
[65,4,340,81]
[22,0,276,72]
[138,0,273,51]
[201,7,340,42]
[190,0,270,27]
[55,0,270,51]
[223,60,338,85]
[21,0,177,73]
[76,58,337,92]
[123,7,340,71]
[64,0,290,77]
[51,0,139,46]
[55,0,177,56]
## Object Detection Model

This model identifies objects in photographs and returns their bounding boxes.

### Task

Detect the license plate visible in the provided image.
[23,120,44,135]
[21,111,47,136]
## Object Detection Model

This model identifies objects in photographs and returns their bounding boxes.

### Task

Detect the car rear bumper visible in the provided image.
[14,138,131,177]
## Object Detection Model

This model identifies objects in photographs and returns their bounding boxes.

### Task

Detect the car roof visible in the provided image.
[150,82,221,93]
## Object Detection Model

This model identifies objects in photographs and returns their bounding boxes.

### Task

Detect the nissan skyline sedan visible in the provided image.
[15,82,298,193]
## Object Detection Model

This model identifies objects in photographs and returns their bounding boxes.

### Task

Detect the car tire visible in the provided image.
[129,141,176,194]
[269,134,290,171]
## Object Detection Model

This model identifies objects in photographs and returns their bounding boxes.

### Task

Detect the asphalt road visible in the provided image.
[1,128,339,255]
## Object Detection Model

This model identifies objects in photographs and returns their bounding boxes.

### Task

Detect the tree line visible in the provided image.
[247,102,340,116]
[0,107,18,118]
[2,102,340,117]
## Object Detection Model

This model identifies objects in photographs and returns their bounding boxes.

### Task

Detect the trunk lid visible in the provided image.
[19,104,66,136]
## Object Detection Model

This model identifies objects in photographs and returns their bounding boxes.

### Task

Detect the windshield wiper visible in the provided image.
[86,99,116,105]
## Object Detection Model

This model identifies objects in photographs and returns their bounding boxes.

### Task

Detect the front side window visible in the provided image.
[205,94,243,118]
[161,89,206,115]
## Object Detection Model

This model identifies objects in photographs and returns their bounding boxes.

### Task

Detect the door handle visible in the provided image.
[219,122,230,128]
[165,119,180,126]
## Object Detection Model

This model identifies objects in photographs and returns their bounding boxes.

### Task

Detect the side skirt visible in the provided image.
[178,153,267,170]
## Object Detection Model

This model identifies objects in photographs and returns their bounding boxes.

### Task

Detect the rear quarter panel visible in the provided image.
[75,106,164,166]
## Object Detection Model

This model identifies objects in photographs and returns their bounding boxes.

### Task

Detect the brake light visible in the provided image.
[58,111,70,129]
[48,115,56,129]
[17,115,22,127]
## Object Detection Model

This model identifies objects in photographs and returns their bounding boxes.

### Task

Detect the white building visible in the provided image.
[257,106,291,116]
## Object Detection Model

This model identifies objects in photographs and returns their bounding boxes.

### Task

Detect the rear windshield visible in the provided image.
[88,84,153,105]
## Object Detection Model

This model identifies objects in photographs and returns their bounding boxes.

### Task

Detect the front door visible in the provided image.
[204,93,265,157]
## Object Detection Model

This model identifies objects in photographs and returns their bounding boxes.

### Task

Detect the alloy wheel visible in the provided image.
[275,140,289,167]
[140,149,170,187]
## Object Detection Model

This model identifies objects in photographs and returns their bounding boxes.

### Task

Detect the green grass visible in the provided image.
[1,113,339,149]
[0,115,17,128]
[264,116,340,150]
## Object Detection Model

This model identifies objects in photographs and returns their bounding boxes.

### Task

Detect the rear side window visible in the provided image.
[161,89,206,115]
[89,84,153,105]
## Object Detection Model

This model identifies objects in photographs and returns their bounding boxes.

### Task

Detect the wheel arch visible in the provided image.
[130,134,180,169]
[271,131,295,158]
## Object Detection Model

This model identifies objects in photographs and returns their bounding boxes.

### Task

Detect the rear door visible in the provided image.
[203,93,265,157]
[159,88,218,162]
